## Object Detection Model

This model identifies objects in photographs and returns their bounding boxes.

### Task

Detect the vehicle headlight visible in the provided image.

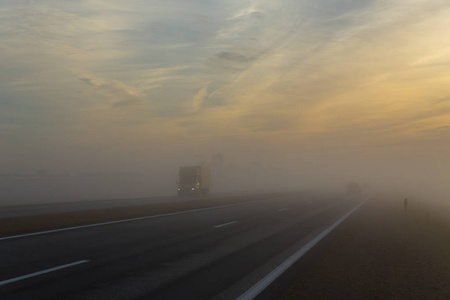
[191,187,195,190]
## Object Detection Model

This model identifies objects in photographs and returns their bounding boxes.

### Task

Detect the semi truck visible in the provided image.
[177,165,210,196]
[346,182,362,199]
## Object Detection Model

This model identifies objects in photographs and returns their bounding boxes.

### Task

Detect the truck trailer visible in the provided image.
[177,165,210,196]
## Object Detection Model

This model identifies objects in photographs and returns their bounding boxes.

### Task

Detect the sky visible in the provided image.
[1,0,450,198]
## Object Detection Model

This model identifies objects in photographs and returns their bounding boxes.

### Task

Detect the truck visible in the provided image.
[346,182,362,199]
[177,165,210,196]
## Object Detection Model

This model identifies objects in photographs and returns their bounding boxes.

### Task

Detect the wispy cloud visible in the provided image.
[188,84,210,113]
[2,0,450,173]
[75,71,156,108]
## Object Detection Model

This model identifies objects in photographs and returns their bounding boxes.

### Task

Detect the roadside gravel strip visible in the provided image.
[0,192,291,238]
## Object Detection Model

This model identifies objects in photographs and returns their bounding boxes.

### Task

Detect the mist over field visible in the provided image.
[1,0,450,206]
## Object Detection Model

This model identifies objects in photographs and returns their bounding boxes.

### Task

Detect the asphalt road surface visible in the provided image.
[0,193,362,300]
[0,192,246,218]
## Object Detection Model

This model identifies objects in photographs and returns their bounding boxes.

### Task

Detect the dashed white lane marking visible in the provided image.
[0,260,89,286]
[0,196,291,241]
[236,199,368,300]
[278,208,288,212]
[214,221,238,228]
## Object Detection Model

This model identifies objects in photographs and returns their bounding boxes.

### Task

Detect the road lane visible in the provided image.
[0,193,360,300]
[1,195,302,280]
[0,261,89,286]
[214,221,238,228]
[0,196,285,241]
[0,192,248,219]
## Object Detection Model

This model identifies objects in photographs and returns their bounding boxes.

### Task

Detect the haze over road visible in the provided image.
[0,192,362,300]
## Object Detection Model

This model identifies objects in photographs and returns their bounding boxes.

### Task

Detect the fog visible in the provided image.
[2,1,450,208]
[2,146,449,207]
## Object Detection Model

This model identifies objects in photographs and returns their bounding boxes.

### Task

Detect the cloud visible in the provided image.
[75,73,144,107]
[2,0,450,175]
[217,51,255,63]
[176,0,450,150]
[437,97,450,103]
[190,84,210,113]
[209,51,260,71]
[231,6,264,20]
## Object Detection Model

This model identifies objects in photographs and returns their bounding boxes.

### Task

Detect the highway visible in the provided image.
[0,193,363,300]
[0,192,246,218]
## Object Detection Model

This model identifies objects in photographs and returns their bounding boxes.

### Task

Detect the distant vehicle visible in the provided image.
[177,165,210,196]
[346,182,362,198]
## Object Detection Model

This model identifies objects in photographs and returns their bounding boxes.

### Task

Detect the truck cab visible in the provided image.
[177,165,210,196]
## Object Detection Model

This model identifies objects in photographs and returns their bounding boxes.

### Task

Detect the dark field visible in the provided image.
[280,196,450,299]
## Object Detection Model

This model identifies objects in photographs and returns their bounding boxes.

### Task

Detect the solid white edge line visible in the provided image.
[0,260,89,286]
[214,221,238,228]
[236,199,368,300]
[0,196,291,241]
[278,208,288,212]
